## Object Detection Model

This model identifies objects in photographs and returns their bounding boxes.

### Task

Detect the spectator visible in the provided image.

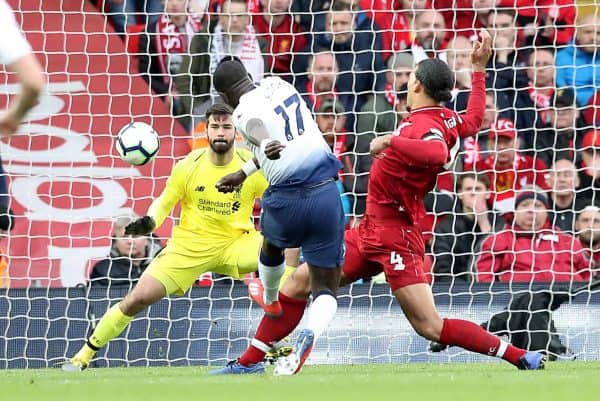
[298,0,386,131]
[107,0,163,35]
[576,205,600,270]
[315,97,353,222]
[90,216,163,289]
[252,0,306,79]
[464,118,548,213]
[576,129,600,206]
[514,48,555,147]
[176,0,266,127]
[457,91,512,167]
[476,189,591,283]
[486,8,528,103]
[411,9,448,63]
[0,205,14,288]
[356,52,412,138]
[296,50,341,114]
[445,35,473,112]
[291,0,331,33]
[498,0,576,48]
[358,0,412,60]
[139,0,203,116]
[555,12,600,107]
[432,173,504,282]
[432,0,497,40]
[546,158,586,234]
[532,87,583,168]
[351,53,411,216]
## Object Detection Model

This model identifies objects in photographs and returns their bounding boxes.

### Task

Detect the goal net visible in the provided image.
[1,0,600,368]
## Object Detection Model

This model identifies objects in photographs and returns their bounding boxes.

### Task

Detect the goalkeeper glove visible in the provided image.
[124,216,155,236]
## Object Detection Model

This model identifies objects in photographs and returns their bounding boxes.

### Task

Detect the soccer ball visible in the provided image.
[116,122,160,166]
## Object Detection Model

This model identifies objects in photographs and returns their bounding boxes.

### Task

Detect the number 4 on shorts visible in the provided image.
[390,251,405,271]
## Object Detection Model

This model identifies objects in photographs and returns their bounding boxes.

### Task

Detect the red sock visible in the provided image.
[439,318,526,366]
[239,293,307,366]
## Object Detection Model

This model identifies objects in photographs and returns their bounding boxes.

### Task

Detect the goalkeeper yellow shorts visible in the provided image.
[144,230,262,296]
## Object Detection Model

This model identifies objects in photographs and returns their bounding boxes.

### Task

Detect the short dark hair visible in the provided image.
[456,172,490,192]
[213,57,249,93]
[488,7,516,20]
[414,58,454,103]
[330,0,353,13]
[205,103,234,122]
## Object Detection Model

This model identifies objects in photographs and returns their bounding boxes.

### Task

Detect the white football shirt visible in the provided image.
[233,77,340,186]
[0,0,31,66]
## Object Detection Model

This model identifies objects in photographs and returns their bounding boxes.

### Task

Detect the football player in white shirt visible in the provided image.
[0,0,45,135]
[211,57,345,375]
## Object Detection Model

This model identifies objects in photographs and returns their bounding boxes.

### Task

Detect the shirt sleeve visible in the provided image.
[0,0,32,65]
[457,71,486,138]
[147,158,187,228]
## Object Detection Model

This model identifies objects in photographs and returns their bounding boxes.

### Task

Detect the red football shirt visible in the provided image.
[366,72,487,223]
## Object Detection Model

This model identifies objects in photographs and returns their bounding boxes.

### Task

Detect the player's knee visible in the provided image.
[121,291,159,315]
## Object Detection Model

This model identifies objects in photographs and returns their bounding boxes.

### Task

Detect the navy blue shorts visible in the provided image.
[260,179,345,268]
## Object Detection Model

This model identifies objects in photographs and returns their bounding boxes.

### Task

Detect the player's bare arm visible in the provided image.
[246,118,286,160]
[0,54,45,136]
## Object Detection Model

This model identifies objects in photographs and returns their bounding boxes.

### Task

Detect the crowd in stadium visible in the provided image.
[86,0,600,286]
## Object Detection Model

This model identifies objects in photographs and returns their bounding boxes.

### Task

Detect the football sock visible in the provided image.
[258,250,285,304]
[439,318,526,366]
[304,292,337,340]
[87,303,134,349]
[239,293,307,366]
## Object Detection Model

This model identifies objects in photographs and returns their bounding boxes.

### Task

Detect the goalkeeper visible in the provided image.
[64,103,278,371]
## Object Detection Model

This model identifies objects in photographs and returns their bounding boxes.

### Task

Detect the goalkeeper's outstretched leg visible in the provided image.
[62,274,167,371]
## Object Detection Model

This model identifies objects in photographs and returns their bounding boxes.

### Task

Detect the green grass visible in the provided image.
[0,362,597,401]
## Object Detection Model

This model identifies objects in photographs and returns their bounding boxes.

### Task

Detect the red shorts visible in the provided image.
[343,216,428,291]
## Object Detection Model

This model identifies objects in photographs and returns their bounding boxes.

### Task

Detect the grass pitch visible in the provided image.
[1,361,596,401]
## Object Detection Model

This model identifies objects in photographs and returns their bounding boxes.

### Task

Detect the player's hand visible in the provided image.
[263,140,286,160]
[471,29,493,71]
[124,216,155,236]
[369,134,392,159]
[216,170,246,193]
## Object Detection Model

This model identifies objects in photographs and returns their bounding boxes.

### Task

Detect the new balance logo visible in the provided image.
[195,186,205,192]
[231,201,241,212]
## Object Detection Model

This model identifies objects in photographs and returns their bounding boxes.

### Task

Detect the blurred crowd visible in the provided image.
[89,0,600,285]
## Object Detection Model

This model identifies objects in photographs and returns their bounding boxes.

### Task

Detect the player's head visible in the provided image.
[205,103,236,155]
[213,56,255,108]
[407,58,454,108]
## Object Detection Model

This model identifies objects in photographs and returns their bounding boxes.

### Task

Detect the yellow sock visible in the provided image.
[88,303,133,349]
[279,265,296,290]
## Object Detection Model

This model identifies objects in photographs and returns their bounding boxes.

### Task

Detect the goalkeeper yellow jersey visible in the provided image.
[147,148,268,254]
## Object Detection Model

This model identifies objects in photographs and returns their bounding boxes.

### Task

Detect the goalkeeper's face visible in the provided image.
[207,114,236,154]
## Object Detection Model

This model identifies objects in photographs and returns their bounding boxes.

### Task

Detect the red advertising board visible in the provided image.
[1,0,190,287]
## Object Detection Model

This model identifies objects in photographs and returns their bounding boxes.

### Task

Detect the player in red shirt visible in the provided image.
[212,30,545,375]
